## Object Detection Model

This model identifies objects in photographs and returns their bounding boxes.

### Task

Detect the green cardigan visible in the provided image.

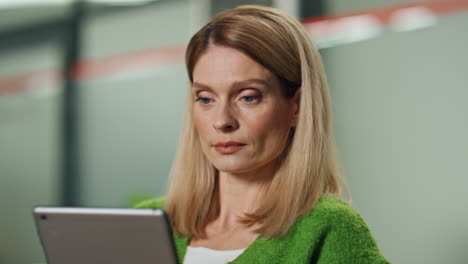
[135,195,390,264]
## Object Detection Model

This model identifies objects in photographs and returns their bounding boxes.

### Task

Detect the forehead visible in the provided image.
[192,45,273,85]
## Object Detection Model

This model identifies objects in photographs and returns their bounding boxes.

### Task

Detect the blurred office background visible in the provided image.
[0,0,467,263]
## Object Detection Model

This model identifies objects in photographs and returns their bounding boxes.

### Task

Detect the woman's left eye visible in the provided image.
[240,95,260,103]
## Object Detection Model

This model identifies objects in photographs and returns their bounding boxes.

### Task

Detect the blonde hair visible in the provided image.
[165,5,348,239]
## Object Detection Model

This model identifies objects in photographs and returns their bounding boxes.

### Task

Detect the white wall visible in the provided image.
[324,2,468,263]
[79,0,193,207]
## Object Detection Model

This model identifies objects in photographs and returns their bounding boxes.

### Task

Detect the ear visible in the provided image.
[290,88,301,127]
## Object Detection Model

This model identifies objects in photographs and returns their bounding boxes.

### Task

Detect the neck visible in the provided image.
[215,162,277,228]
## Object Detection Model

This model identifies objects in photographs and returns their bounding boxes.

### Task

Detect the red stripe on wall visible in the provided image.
[0,69,61,97]
[70,44,185,81]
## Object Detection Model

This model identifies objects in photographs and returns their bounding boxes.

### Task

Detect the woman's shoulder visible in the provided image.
[299,195,390,263]
[307,195,362,223]
[283,195,366,238]
[133,196,166,209]
[294,195,372,241]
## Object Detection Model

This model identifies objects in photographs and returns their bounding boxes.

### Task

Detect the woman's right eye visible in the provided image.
[196,97,212,105]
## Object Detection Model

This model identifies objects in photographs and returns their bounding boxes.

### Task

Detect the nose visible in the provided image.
[213,101,239,132]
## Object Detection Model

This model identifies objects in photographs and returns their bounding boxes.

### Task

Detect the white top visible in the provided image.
[183,246,246,264]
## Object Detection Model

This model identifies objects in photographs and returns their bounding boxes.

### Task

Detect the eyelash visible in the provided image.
[195,95,261,105]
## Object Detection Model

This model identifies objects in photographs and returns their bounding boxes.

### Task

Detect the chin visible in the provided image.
[211,159,254,174]
[214,164,251,174]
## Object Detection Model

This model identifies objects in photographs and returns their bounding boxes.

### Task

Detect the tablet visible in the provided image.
[33,206,178,264]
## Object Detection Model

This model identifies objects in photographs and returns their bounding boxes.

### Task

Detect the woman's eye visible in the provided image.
[196,97,212,105]
[241,95,260,103]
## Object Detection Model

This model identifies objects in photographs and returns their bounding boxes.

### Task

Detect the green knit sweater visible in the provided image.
[135,195,390,264]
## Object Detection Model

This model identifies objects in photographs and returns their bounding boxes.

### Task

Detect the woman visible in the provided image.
[137,5,390,264]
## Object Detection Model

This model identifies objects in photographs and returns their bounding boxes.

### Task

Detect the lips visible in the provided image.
[214,141,246,154]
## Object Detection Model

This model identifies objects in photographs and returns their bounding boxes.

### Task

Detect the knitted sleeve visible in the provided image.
[133,197,166,209]
[315,199,390,264]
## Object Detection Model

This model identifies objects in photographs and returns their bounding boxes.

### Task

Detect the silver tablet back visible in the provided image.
[33,207,178,264]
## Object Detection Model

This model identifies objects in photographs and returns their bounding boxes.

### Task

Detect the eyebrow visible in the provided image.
[192,78,270,90]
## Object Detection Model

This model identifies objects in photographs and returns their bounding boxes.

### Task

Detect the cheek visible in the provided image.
[247,107,291,147]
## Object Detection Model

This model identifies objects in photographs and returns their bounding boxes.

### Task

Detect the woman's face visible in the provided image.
[192,45,298,174]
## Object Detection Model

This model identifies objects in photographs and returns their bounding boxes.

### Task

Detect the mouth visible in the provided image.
[214,141,246,154]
